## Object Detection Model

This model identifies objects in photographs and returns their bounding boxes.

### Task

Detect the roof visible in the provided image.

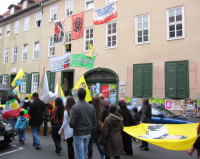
[0,0,43,19]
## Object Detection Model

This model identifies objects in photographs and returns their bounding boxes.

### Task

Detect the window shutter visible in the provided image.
[176,61,189,98]
[0,75,2,84]
[26,74,32,93]
[133,65,143,97]
[142,64,152,97]
[7,75,9,86]
[165,63,176,98]
[46,71,51,90]
[50,72,55,93]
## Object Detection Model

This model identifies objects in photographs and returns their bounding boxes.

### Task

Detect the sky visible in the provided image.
[0,0,19,15]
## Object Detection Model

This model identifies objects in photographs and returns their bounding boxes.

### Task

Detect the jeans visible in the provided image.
[44,122,48,135]
[106,157,121,159]
[67,137,74,159]
[73,134,91,159]
[88,139,105,159]
[31,126,41,147]
[7,118,16,129]
[18,129,25,143]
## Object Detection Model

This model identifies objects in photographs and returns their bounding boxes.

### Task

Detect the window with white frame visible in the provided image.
[50,5,57,22]
[6,24,10,37]
[0,27,2,39]
[64,32,72,54]
[22,44,28,61]
[31,73,38,93]
[35,12,42,28]
[106,22,117,48]
[10,7,14,15]
[4,49,8,64]
[48,37,55,57]
[106,0,115,4]
[22,1,27,9]
[2,75,8,84]
[65,0,73,17]
[85,0,94,11]
[167,6,184,39]
[84,28,93,51]
[21,74,26,92]
[14,20,20,34]
[33,42,39,60]
[24,16,30,31]
[12,46,18,62]
[135,14,150,44]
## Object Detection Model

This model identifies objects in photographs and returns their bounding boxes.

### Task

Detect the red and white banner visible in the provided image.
[54,19,65,46]
[101,85,109,98]
[72,12,84,40]
[93,2,117,25]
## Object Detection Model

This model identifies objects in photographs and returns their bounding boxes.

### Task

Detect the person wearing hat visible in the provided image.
[22,97,31,110]
[28,92,45,150]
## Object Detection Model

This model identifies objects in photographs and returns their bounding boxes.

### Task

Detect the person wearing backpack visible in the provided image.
[43,104,51,136]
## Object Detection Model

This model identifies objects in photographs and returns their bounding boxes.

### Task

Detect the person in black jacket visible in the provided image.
[138,98,152,151]
[117,100,134,156]
[22,97,31,110]
[100,99,110,123]
[28,92,45,150]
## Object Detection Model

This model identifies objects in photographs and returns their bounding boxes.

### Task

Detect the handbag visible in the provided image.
[98,121,104,133]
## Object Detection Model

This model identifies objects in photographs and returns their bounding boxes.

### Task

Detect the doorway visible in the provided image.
[10,74,16,86]
[61,70,74,92]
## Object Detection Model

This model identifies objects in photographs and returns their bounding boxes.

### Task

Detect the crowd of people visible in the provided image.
[1,88,199,159]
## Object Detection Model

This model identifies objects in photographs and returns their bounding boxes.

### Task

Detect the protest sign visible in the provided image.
[71,54,95,69]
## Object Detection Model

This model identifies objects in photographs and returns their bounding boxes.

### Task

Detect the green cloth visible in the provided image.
[71,54,95,69]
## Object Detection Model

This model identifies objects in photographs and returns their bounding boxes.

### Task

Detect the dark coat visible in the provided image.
[22,101,31,110]
[132,112,140,125]
[100,106,109,123]
[28,98,45,127]
[139,104,152,123]
[91,116,101,140]
[99,113,124,157]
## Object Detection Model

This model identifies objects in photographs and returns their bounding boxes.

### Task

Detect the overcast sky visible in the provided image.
[0,0,19,15]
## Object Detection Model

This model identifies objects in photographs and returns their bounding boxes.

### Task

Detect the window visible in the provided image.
[2,75,8,85]
[35,12,42,28]
[48,37,55,57]
[84,28,94,51]
[165,61,189,99]
[22,44,28,61]
[12,46,18,62]
[64,32,72,54]
[10,7,14,15]
[50,5,57,22]
[85,0,94,11]
[33,42,39,60]
[21,74,27,93]
[152,108,161,117]
[31,73,38,93]
[0,27,2,39]
[65,0,73,17]
[6,24,10,37]
[4,49,8,64]
[14,20,20,34]
[135,14,150,44]
[106,0,115,4]
[133,63,152,98]
[106,21,117,48]
[167,6,185,40]
[22,1,27,9]
[24,16,30,31]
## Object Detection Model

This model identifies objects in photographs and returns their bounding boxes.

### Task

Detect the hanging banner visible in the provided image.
[72,12,84,40]
[71,54,95,69]
[93,2,117,25]
[54,18,65,46]
[101,85,109,98]
[50,54,71,72]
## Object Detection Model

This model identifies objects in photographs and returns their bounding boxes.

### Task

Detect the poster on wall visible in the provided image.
[110,94,116,104]
[96,83,100,94]
[126,98,132,103]
[101,85,109,98]
[165,101,172,109]
[92,85,96,96]
[71,54,95,69]
[109,84,116,94]
[72,12,84,40]
[93,2,117,25]
[54,19,65,46]
[132,98,137,106]
[50,54,71,72]
[165,100,181,110]
[120,87,125,95]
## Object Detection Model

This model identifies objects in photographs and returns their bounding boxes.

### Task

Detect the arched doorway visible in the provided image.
[84,67,119,105]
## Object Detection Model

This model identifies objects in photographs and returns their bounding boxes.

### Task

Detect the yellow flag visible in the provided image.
[13,86,20,98]
[58,80,65,99]
[90,44,95,59]
[72,75,92,102]
[11,68,24,87]
[124,123,199,151]
[26,93,33,100]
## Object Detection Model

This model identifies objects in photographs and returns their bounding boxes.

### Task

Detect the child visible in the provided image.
[15,111,29,144]
[0,107,4,117]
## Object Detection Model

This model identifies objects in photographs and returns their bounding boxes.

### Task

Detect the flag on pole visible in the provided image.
[2,99,21,119]
[26,93,33,100]
[11,68,24,87]
[13,86,20,98]
[55,80,65,100]
[72,75,92,102]
[90,44,95,58]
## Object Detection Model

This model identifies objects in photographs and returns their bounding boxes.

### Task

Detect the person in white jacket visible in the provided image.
[59,96,75,159]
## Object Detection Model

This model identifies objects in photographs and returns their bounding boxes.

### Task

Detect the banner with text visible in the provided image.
[71,54,95,69]
[50,54,71,72]
[93,2,117,25]
[54,19,65,46]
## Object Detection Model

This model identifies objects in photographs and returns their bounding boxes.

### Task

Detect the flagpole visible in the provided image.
[38,67,45,94]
